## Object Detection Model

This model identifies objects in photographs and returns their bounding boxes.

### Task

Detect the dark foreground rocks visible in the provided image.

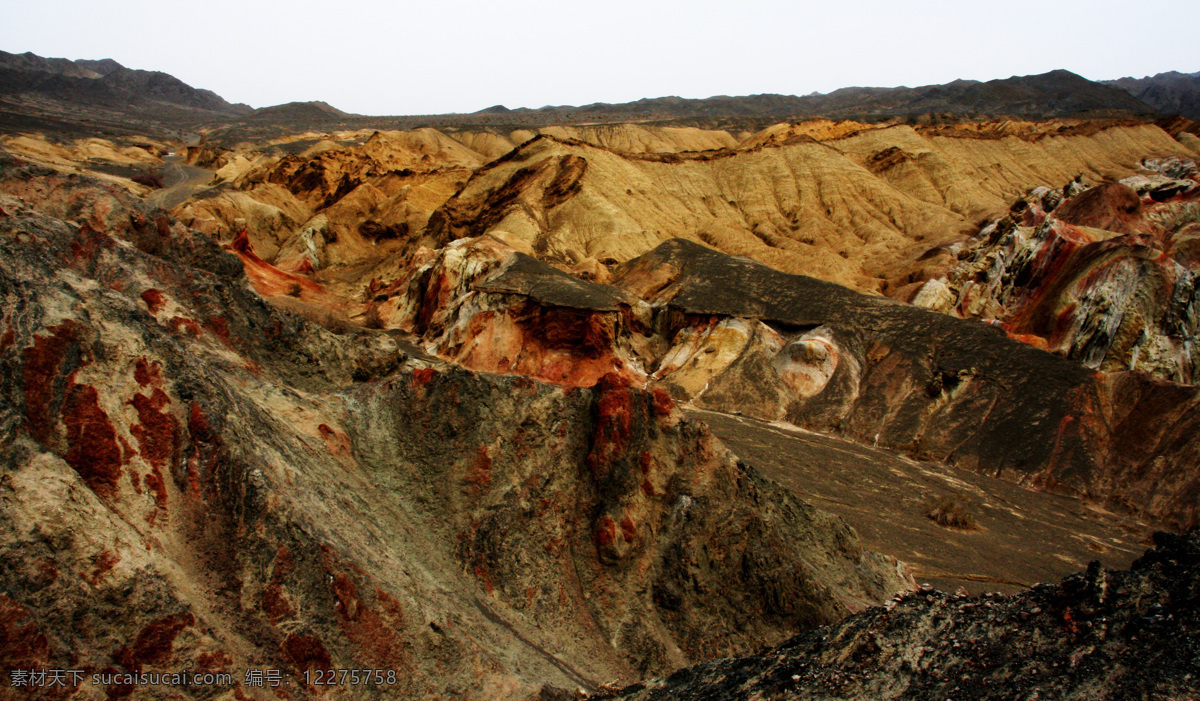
[608,529,1200,700]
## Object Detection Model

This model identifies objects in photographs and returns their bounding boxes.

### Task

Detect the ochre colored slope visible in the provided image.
[162,120,1195,300]
[426,122,1192,293]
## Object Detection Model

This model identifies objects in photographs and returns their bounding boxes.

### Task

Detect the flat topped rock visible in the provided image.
[612,239,1200,527]
[616,238,866,323]
[618,238,1088,386]
[478,252,636,311]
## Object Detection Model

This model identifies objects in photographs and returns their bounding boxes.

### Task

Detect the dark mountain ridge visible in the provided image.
[201,69,1179,147]
[0,49,250,138]
[482,70,1156,123]
[1,49,1188,143]
[0,49,248,114]
[1104,69,1200,119]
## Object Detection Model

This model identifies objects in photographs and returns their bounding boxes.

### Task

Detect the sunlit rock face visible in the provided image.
[773,328,844,398]
[170,119,1196,306]
[174,129,479,276]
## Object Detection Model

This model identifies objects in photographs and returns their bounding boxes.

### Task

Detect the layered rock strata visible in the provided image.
[174,120,1196,298]
[912,157,1200,382]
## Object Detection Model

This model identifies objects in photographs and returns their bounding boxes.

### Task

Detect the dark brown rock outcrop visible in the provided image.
[1054,182,1157,235]
[614,239,1200,531]
[609,530,1200,700]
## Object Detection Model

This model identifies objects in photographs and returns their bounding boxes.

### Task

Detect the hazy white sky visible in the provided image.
[3,0,1198,115]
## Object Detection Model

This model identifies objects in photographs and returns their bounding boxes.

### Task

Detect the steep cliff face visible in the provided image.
[911,157,1200,382]
[351,370,910,679]
[0,154,910,698]
[609,530,1200,700]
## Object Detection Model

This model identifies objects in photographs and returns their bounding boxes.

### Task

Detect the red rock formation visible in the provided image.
[385,237,646,387]
[1055,182,1159,235]
[228,226,324,298]
[916,164,1200,382]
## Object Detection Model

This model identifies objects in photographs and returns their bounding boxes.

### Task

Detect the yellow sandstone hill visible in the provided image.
[441,123,740,157]
[423,121,1192,293]
[161,119,1197,298]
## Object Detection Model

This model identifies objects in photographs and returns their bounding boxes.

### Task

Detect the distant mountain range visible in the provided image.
[1,49,1199,140]
[1103,70,1200,120]
[478,70,1158,122]
[0,50,250,114]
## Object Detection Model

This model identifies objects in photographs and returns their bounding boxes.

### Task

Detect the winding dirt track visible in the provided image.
[145,154,211,210]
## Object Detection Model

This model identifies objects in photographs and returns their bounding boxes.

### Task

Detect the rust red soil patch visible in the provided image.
[263,546,296,620]
[282,633,333,672]
[63,383,123,499]
[139,288,166,314]
[22,321,79,442]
